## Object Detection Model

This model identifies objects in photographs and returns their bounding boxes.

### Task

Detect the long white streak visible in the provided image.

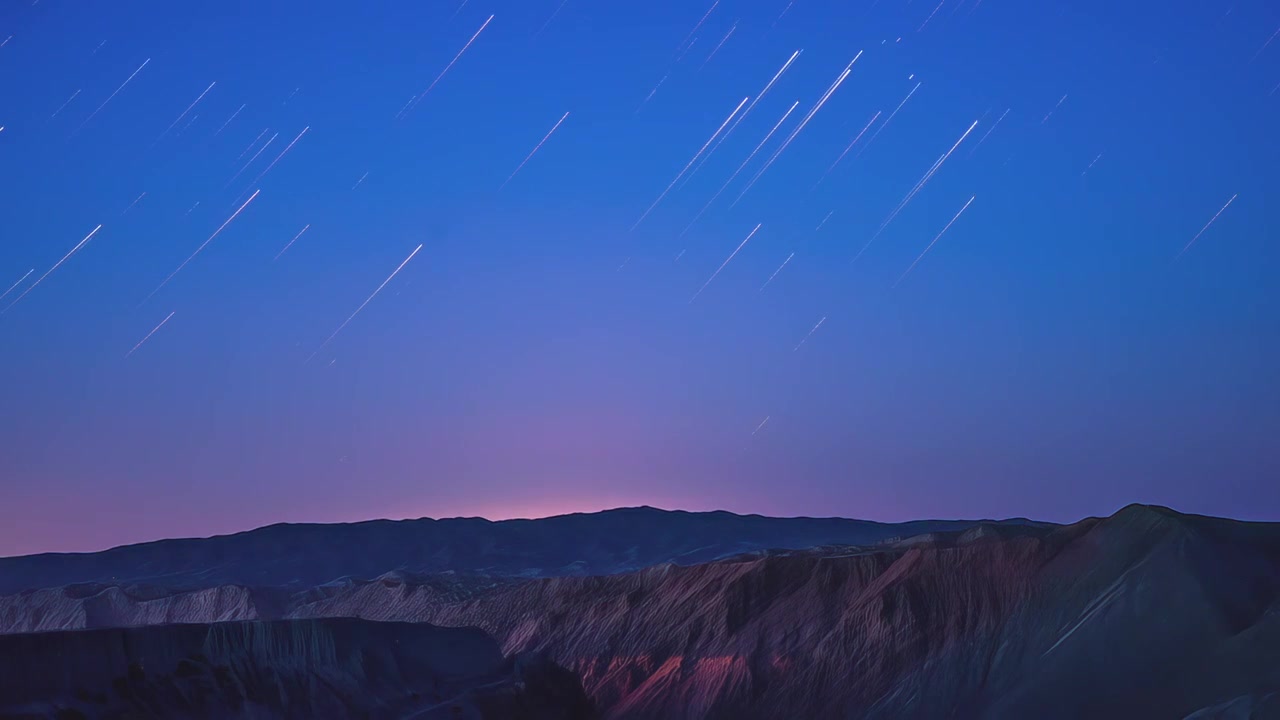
[676,0,720,55]
[740,50,801,124]
[75,58,150,133]
[274,224,311,261]
[125,312,175,358]
[690,223,760,303]
[213,103,246,137]
[968,107,1008,157]
[1177,194,1238,260]
[501,112,570,189]
[1252,24,1280,61]
[1041,94,1067,124]
[308,244,424,361]
[234,128,271,163]
[401,15,494,117]
[733,53,861,206]
[856,82,920,159]
[894,195,975,287]
[858,119,978,262]
[225,132,278,188]
[352,172,370,190]
[814,109,881,188]
[0,269,34,303]
[816,210,834,230]
[917,0,946,31]
[752,416,771,435]
[694,49,801,166]
[794,316,827,351]
[735,100,801,174]
[681,100,800,237]
[48,89,81,120]
[683,55,795,185]
[894,120,978,213]
[2,225,102,314]
[759,252,794,291]
[152,81,216,146]
[121,191,146,216]
[242,126,309,190]
[145,190,260,303]
[698,22,737,71]
[710,49,801,151]
[631,96,750,231]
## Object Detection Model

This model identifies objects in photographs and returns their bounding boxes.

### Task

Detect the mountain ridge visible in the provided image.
[0,505,1054,595]
[2,506,1278,718]
[1,504,1053,560]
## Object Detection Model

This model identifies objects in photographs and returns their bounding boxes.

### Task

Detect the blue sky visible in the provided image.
[0,0,1277,554]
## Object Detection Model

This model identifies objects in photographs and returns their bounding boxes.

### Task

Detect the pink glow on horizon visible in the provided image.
[412,492,696,522]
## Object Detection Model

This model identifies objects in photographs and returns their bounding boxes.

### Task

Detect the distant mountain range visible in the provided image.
[3,505,1278,719]
[0,506,1048,593]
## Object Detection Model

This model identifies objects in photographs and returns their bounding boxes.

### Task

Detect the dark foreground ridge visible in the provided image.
[0,506,1049,593]
[3,505,1279,718]
[0,617,592,720]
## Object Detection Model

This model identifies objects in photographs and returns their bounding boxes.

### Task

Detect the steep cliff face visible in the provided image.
[0,583,271,634]
[0,618,593,720]
[375,510,1280,719]
[402,526,1065,718]
[0,574,508,635]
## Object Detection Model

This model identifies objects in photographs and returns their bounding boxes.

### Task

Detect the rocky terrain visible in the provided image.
[0,618,591,720]
[3,505,1279,718]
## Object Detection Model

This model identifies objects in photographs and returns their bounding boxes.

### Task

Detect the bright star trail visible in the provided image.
[894,194,976,287]
[400,15,495,118]
[151,80,216,146]
[144,190,260,303]
[308,243,425,361]
[690,223,761,303]
[632,95,750,231]
[1177,194,1239,260]
[274,224,312,261]
[74,57,150,134]
[125,311,175,358]
[500,112,570,190]
[2,224,102,314]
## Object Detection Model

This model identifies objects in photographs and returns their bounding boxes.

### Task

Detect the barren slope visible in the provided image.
[0,618,592,719]
[3,506,1278,718]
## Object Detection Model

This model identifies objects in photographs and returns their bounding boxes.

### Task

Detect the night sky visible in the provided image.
[1,0,1277,556]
